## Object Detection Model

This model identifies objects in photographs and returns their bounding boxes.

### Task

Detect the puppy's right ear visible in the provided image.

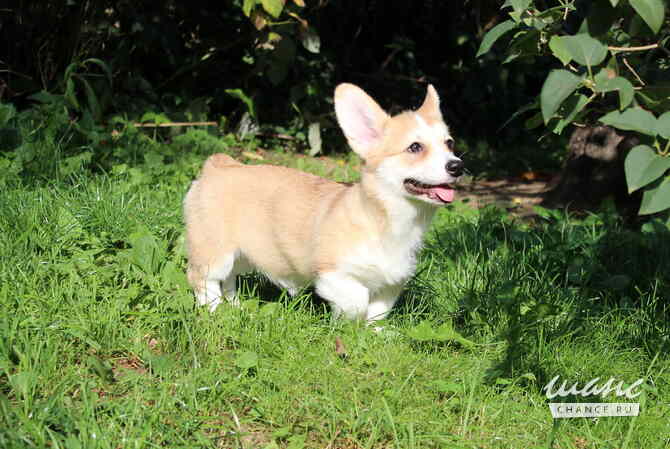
[334,83,389,159]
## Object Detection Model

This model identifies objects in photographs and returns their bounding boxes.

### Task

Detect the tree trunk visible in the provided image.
[542,125,641,215]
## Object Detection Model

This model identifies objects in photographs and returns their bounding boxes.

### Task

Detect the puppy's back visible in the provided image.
[184,154,349,279]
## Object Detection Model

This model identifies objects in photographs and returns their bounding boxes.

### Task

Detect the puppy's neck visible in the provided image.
[358,171,437,237]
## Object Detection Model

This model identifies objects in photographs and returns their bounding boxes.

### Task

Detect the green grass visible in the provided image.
[1,129,669,448]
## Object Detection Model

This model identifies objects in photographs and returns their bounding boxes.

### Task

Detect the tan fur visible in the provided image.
[185,163,387,287]
[184,83,462,320]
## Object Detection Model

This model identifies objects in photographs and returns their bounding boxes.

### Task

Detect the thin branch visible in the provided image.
[379,47,401,72]
[608,43,659,52]
[0,68,33,79]
[132,121,217,128]
[622,57,645,86]
[257,132,296,140]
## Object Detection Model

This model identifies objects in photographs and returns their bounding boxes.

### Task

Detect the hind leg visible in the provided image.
[188,252,240,311]
[366,285,402,323]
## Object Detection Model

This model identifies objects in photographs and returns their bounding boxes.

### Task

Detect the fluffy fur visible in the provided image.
[184,83,463,322]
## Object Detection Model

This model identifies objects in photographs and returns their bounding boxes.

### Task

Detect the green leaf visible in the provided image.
[406,321,474,348]
[29,90,61,105]
[57,208,84,241]
[639,177,670,215]
[476,20,517,57]
[541,70,584,123]
[0,103,16,126]
[261,0,284,18]
[630,0,665,34]
[161,260,188,289]
[63,62,79,85]
[433,323,476,348]
[225,88,256,119]
[82,58,113,86]
[551,93,589,134]
[59,151,92,177]
[656,112,670,139]
[558,34,608,67]
[562,93,589,123]
[506,0,531,22]
[406,321,435,341]
[510,0,531,12]
[127,227,165,275]
[594,71,634,109]
[235,351,259,370]
[65,78,80,110]
[625,145,670,193]
[139,111,170,124]
[74,75,102,121]
[242,0,256,16]
[599,108,658,136]
[549,35,572,65]
[300,27,320,54]
[641,218,668,234]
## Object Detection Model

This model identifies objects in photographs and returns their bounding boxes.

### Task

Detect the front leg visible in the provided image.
[366,285,403,323]
[315,272,369,320]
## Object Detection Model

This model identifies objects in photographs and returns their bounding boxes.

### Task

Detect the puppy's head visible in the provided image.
[335,83,463,206]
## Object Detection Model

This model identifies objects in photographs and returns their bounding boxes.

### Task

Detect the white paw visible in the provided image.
[196,292,222,311]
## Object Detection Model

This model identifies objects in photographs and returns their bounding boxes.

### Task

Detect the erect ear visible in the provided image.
[417,84,443,122]
[334,83,389,158]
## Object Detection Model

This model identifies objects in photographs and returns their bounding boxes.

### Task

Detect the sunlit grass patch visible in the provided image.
[1,132,669,448]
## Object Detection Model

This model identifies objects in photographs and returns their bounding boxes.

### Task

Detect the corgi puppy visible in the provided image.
[184,83,463,322]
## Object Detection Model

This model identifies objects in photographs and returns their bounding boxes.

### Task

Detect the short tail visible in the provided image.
[202,153,241,174]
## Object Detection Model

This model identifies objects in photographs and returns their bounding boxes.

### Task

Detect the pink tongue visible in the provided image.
[429,186,454,203]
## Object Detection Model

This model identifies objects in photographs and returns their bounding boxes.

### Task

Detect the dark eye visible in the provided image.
[445,139,455,150]
[407,142,423,153]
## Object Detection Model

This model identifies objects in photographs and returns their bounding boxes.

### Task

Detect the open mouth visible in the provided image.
[403,179,455,204]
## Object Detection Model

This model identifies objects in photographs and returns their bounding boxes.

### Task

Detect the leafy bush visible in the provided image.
[3,1,568,173]
[477,0,670,216]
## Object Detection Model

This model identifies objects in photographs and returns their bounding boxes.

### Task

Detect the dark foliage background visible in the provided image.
[0,0,563,175]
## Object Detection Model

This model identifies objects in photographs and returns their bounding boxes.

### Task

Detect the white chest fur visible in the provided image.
[338,214,430,293]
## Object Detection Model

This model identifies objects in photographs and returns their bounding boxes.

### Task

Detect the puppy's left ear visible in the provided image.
[335,83,390,159]
[417,84,443,122]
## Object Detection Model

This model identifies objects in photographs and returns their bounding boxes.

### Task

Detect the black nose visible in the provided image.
[446,160,464,177]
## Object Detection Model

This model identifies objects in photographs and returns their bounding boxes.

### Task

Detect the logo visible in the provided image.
[542,375,644,418]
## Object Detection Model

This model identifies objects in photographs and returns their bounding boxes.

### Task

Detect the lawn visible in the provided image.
[1,129,669,448]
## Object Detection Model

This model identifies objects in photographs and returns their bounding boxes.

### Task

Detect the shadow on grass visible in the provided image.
[236,273,332,319]
[421,205,670,388]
